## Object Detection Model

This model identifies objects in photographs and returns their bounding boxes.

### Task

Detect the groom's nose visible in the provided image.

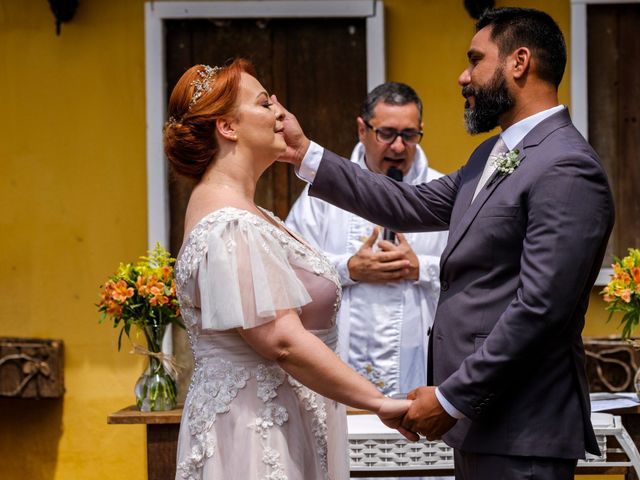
[458,67,471,86]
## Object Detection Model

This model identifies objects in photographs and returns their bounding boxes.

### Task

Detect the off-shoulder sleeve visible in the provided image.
[197,216,312,330]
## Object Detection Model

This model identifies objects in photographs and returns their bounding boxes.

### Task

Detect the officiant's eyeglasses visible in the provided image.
[363,120,423,145]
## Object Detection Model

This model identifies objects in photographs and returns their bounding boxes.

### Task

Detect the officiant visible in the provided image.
[285,82,448,398]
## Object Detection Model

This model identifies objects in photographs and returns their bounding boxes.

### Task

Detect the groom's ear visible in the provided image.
[511,47,531,80]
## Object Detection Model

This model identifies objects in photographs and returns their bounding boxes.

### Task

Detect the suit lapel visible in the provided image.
[439,108,573,269]
[441,148,525,267]
[438,137,498,268]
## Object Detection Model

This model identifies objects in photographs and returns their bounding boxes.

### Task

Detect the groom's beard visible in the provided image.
[462,68,515,134]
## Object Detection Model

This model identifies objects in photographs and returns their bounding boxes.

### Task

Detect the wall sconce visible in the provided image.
[48,0,79,36]
[464,0,495,20]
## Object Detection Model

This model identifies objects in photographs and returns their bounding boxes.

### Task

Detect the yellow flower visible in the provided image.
[623,255,635,270]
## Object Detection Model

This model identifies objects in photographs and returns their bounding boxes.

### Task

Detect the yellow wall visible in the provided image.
[0,1,620,479]
[0,0,147,479]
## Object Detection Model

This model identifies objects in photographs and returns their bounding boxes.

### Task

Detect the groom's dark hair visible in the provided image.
[477,7,566,88]
[361,82,423,122]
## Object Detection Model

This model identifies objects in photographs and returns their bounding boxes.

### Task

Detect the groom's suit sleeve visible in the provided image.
[308,149,454,233]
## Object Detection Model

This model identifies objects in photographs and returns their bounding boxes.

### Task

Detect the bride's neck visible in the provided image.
[202,155,259,202]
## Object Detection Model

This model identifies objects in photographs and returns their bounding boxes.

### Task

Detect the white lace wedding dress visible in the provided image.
[174,207,349,480]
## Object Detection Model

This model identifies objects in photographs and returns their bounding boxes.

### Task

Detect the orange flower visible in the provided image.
[135,275,148,295]
[111,279,134,303]
[618,288,632,303]
[147,282,168,306]
[613,262,624,276]
[136,274,162,297]
[106,300,123,316]
[632,267,640,284]
[161,265,172,281]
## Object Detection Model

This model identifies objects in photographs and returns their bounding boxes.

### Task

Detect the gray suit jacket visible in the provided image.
[309,109,613,459]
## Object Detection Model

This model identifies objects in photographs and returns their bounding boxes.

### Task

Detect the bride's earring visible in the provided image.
[216,118,238,141]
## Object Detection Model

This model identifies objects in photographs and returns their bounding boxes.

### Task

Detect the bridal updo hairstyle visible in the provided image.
[163,59,256,180]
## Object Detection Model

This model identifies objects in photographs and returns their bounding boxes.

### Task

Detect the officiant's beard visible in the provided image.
[463,68,515,134]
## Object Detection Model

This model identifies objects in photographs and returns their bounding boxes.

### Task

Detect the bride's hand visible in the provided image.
[377,397,420,442]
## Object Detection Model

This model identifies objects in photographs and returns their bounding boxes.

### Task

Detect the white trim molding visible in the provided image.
[144,1,385,250]
[570,0,639,286]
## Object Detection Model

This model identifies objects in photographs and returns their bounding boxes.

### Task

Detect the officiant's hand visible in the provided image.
[271,95,309,168]
[378,232,419,281]
[348,227,411,283]
[401,386,457,441]
[376,397,420,442]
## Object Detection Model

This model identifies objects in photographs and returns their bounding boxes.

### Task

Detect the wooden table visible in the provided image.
[107,405,182,480]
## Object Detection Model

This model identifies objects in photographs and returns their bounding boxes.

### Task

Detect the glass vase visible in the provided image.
[134,355,177,412]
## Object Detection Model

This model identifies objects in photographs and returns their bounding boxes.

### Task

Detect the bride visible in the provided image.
[164,59,415,480]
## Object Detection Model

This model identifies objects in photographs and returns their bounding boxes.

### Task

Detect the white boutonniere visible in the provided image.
[491,149,521,175]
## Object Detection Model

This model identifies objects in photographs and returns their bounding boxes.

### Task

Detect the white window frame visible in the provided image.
[570,0,639,285]
[144,1,385,250]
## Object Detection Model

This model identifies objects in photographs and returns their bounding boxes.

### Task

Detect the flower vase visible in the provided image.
[635,367,640,402]
[134,355,177,412]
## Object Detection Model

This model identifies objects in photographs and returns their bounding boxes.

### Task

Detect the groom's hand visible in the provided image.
[272,95,310,167]
[401,386,457,441]
[377,398,420,442]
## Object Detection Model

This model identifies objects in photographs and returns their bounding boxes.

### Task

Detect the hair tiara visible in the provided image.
[189,64,221,107]
[167,64,221,126]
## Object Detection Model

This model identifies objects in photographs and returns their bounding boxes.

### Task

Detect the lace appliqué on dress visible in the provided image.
[252,365,289,477]
[176,358,250,480]
[288,376,330,479]
[253,403,289,439]
[262,447,288,480]
[256,364,287,402]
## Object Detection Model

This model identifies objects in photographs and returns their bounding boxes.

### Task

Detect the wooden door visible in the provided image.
[587,4,640,263]
[164,18,368,399]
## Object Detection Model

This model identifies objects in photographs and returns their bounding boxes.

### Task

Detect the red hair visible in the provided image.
[163,59,255,180]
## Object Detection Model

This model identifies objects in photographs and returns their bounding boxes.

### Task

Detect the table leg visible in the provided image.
[147,424,179,480]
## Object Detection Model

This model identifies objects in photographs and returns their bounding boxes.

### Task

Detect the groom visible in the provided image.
[277,7,614,480]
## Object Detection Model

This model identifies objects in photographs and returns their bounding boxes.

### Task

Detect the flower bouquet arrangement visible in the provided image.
[601,248,640,339]
[98,243,184,411]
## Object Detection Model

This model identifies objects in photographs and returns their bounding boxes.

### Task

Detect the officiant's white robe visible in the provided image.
[285,143,448,396]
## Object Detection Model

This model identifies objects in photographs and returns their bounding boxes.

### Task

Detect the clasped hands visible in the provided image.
[348,227,419,283]
[378,386,458,442]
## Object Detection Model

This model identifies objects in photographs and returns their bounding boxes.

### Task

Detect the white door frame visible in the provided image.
[144,1,385,249]
[570,0,639,285]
